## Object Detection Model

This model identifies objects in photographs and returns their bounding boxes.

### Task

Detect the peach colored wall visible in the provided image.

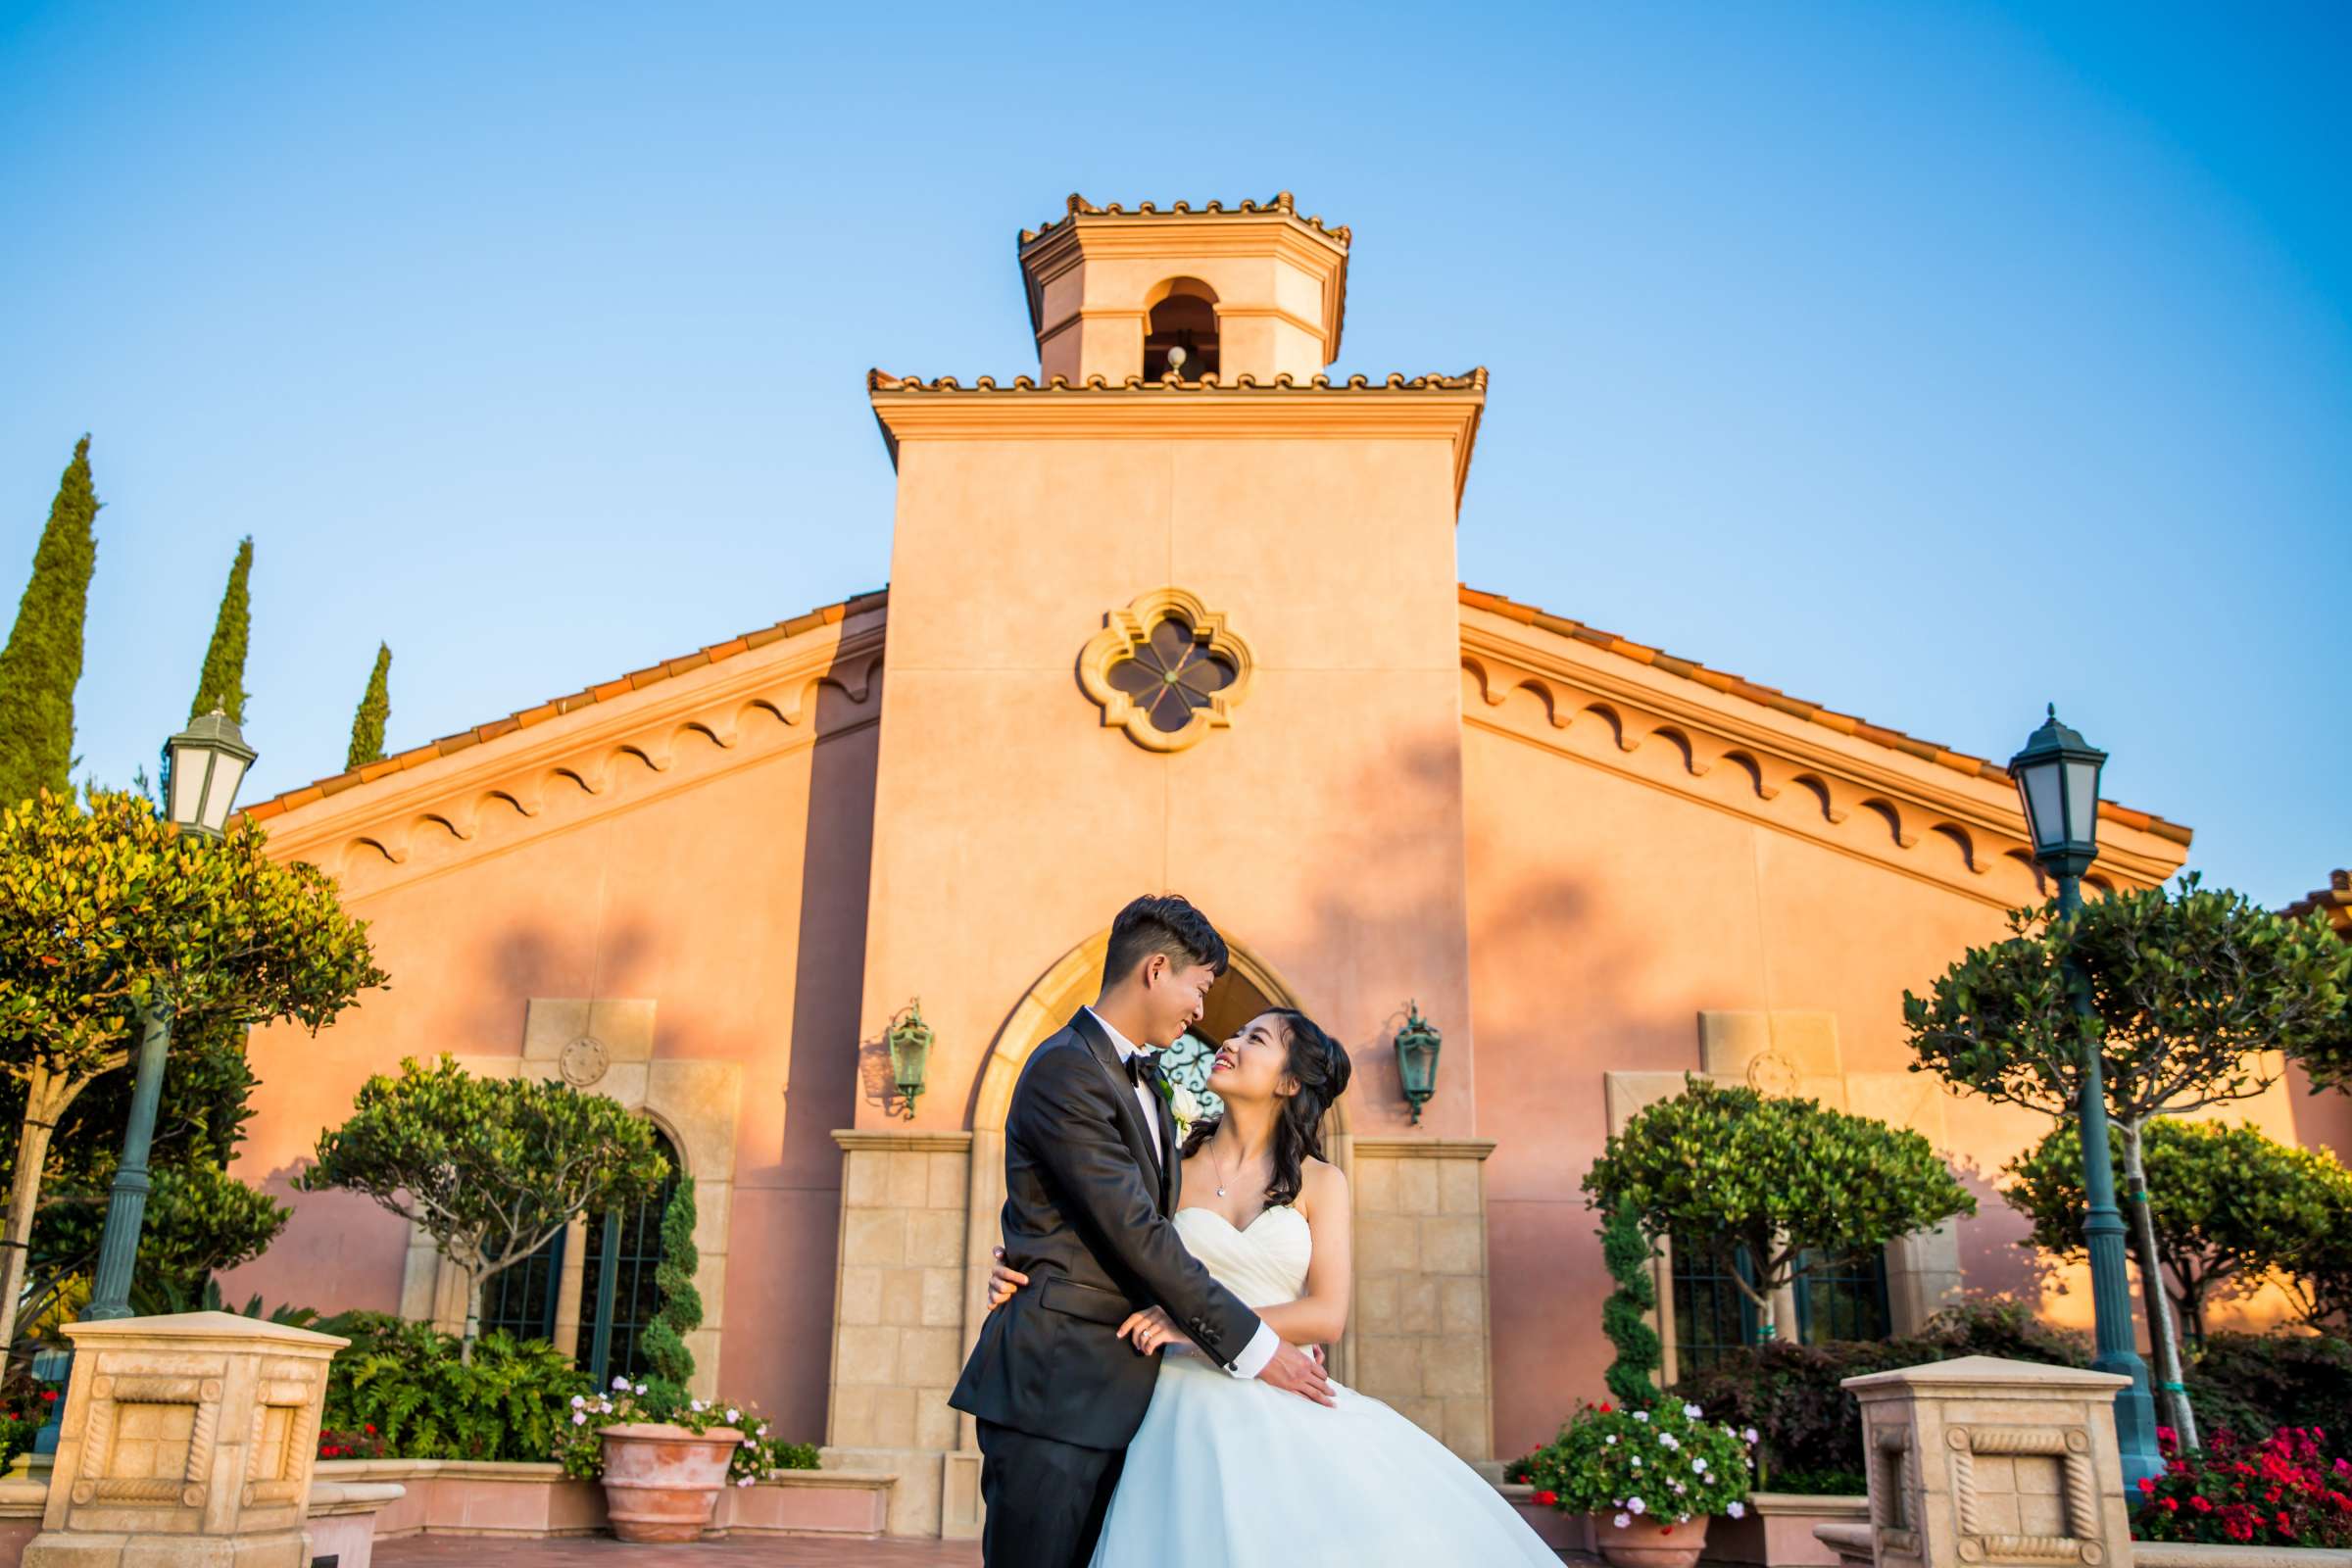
[856,427,1477,1141]
[222,715,879,1444]
[1458,718,2293,1462]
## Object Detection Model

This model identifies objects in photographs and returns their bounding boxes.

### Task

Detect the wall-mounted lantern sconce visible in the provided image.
[1396,1002,1442,1125]
[888,1000,933,1120]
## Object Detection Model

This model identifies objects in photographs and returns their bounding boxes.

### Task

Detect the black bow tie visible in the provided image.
[1124,1051,1160,1089]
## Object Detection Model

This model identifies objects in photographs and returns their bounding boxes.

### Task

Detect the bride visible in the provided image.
[986,1006,1559,1565]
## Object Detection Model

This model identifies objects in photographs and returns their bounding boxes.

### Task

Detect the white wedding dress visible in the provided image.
[1088,1203,1560,1565]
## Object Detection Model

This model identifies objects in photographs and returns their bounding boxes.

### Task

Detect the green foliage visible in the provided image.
[322,1314,589,1462]
[1600,1196,1662,1409]
[2180,1332,2352,1446]
[2003,1121,2352,1341]
[15,1017,290,1318]
[1514,1399,1755,1523]
[345,643,391,770]
[0,791,388,1089]
[639,1176,701,1401]
[297,1056,666,1357]
[188,536,253,723]
[0,437,99,810]
[1584,1078,1974,1332]
[1674,1299,2090,1486]
[1905,876,2352,1129]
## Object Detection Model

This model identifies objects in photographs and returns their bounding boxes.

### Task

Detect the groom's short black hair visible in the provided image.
[1102,895,1229,988]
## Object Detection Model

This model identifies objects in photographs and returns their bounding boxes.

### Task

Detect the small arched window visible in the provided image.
[1144,278,1219,383]
[582,1129,681,1384]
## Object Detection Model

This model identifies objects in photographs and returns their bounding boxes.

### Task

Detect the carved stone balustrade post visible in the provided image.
[24,1310,347,1568]
[1840,1356,2134,1568]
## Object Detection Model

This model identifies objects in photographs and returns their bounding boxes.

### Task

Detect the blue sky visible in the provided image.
[1,1,2344,908]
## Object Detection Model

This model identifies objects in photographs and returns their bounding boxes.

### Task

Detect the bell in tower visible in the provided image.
[1018,193,1350,386]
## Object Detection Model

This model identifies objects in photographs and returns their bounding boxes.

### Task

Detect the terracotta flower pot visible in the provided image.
[599,1421,744,1544]
[1594,1510,1712,1568]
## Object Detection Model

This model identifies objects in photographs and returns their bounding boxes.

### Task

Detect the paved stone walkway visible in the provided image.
[374,1536,982,1566]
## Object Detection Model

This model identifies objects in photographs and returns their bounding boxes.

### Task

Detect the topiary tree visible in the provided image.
[299,1056,667,1361]
[1597,1195,1661,1408]
[638,1175,701,1406]
[1905,874,2352,1441]
[2002,1120,2350,1345]
[187,536,252,723]
[0,790,386,1345]
[1584,1076,1975,1343]
[345,643,391,770]
[0,437,99,809]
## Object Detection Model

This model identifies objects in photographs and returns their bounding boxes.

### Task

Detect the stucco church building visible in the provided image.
[224,194,2327,1539]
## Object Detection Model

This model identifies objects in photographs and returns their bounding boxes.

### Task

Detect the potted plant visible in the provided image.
[1520,1399,1756,1568]
[550,1178,797,1543]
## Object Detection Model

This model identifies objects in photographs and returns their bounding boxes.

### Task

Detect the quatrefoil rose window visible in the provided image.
[1079,588,1255,752]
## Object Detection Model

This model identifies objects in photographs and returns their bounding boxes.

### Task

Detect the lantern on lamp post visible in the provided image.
[164,709,258,840]
[888,1001,933,1121]
[2008,706,2163,1491]
[1395,1003,1441,1124]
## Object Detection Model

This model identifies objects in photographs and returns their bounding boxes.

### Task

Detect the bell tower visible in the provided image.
[1018,192,1350,386]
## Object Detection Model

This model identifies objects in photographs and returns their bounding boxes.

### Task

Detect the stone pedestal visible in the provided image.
[1842,1355,2133,1568]
[24,1310,346,1568]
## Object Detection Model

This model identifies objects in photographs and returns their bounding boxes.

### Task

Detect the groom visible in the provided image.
[949,894,1334,1567]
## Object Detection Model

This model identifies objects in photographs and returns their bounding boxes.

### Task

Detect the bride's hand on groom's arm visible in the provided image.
[985,1247,1028,1312]
[1115,1306,1201,1358]
[1256,1339,1338,1407]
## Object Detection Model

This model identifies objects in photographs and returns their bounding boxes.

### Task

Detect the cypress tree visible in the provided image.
[640,1175,702,1405]
[0,436,100,809]
[188,536,253,722]
[345,643,392,770]
[1599,1196,1662,1408]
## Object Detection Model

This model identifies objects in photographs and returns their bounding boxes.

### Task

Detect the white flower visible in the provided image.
[1631,1456,1642,1469]
[1614,1513,1633,1530]
[726,1408,740,1424]
[758,1423,769,1436]
[612,1376,629,1391]
[1742,1427,1759,1445]
[1672,1482,1687,1495]
[571,1412,586,1426]
[742,1438,757,1447]
[1728,1501,1747,1520]
[1171,1085,1204,1127]
[691,1399,706,1413]
[1632,1411,1649,1423]
[736,1476,753,1488]
[569,1395,585,1409]
[1659,1433,1680,1450]
[1605,1435,1617,1446]
[1683,1402,1703,1419]
[1629,1498,1646,1515]
[1692,1458,1707,1473]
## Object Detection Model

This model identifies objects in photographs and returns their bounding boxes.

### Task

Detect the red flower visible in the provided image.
[2138,1478,2157,1495]
[2225,1517,2254,1543]
[365,1425,376,1436]
[1599,1404,1613,1414]
[2191,1496,2214,1514]
[2160,1499,2178,1514]
[1533,1491,1558,1507]
[1661,1528,1674,1538]
[39,1391,56,1403]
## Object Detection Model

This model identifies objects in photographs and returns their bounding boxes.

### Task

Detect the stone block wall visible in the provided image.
[822,1130,971,1536]
[1347,1137,1497,1462]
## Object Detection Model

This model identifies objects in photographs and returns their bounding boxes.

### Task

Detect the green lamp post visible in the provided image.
[888,1001,933,1121]
[2008,706,2163,1492]
[32,711,258,1459]
[1396,1003,1441,1124]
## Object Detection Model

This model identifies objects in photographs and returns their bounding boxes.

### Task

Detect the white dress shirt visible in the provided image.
[1086,1007,1279,1381]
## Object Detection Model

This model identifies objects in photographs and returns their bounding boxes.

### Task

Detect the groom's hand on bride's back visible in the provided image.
[1257,1339,1337,1407]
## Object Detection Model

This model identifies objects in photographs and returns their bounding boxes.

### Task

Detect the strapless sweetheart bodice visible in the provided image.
[1172,1202,1311,1309]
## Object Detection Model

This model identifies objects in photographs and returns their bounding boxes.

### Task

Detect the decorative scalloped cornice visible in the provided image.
[1460,615,2187,906]
[254,612,887,900]
[1020,192,1351,247]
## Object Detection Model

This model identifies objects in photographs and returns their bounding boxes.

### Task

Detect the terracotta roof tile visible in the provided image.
[237,588,889,826]
[867,368,1486,395]
[1020,191,1350,247]
[2284,871,2351,934]
[1460,583,2193,846]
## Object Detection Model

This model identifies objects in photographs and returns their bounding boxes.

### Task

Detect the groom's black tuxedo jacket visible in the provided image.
[949,1009,1264,1450]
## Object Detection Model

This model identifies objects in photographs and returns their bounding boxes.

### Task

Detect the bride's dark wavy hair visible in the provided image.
[1178,1008,1352,1208]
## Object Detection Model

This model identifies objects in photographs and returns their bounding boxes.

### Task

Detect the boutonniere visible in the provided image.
[1152,1067,1203,1137]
